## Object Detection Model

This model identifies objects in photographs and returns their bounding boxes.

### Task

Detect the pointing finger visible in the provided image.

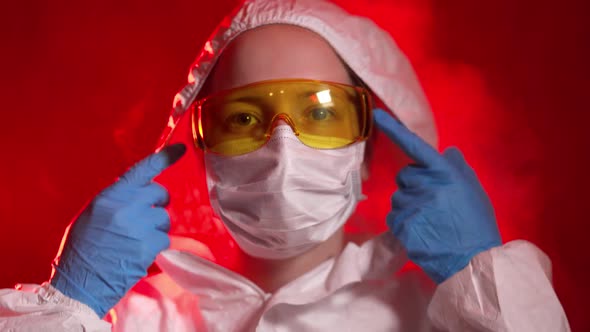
[119,143,186,186]
[373,109,440,167]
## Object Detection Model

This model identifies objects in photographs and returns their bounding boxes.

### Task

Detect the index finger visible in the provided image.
[119,143,186,186]
[373,109,440,167]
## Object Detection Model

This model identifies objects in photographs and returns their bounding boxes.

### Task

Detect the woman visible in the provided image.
[0,0,570,331]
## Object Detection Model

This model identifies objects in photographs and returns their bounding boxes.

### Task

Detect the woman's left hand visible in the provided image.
[374,109,502,283]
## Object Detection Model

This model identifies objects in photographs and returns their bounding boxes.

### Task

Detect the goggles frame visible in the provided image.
[191,79,373,155]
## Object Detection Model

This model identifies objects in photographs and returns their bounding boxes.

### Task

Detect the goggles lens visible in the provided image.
[192,79,372,156]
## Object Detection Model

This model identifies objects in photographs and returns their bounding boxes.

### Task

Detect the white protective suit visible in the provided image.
[0,0,571,331]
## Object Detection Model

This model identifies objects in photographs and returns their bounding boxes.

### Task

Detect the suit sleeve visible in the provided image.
[0,282,111,332]
[427,240,571,332]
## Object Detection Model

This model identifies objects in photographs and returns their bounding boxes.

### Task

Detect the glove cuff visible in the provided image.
[50,264,108,318]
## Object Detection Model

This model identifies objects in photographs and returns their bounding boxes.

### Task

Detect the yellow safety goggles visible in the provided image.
[191,79,373,156]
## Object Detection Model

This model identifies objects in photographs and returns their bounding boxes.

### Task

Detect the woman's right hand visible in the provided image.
[50,144,186,318]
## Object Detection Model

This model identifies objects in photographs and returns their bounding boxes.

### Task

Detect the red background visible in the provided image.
[0,0,588,330]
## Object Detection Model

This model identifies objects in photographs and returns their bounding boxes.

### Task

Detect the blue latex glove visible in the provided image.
[374,109,501,283]
[50,143,186,317]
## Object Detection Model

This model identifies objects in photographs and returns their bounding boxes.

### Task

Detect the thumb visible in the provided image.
[118,143,186,186]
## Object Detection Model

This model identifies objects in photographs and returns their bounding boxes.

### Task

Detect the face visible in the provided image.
[200,24,370,178]
[199,25,369,261]
[203,24,353,94]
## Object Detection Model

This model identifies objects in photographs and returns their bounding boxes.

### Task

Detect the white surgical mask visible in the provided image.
[204,125,366,260]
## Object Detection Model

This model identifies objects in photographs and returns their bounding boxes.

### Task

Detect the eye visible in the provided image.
[230,113,259,126]
[310,107,332,121]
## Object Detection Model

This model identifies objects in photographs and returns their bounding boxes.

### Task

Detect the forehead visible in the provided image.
[203,24,352,94]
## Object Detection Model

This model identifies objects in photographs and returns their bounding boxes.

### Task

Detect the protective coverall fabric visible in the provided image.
[0,238,570,331]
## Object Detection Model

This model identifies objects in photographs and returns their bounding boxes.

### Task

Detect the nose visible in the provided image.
[269,118,298,136]
[274,119,289,127]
